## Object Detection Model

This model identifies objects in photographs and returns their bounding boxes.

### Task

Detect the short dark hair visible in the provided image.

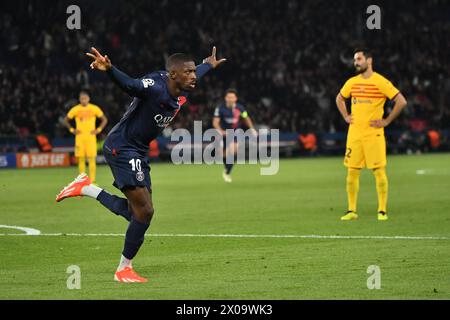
[166,53,194,70]
[354,47,372,58]
[79,90,90,96]
[225,88,238,96]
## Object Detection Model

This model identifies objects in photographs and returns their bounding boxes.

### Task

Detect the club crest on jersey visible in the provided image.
[154,114,174,128]
[353,97,357,104]
[136,171,144,182]
[142,78,155,88]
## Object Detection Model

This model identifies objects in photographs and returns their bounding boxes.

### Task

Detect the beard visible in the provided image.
[355,64,368,74]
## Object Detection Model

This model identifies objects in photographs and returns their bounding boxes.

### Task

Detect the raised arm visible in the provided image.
[196,63,213,80]
[86,47,146,98]
[197,46,227,80]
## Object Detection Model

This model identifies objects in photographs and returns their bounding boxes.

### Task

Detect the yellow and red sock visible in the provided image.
[78,156,86,175]
[373,167,388,213]
[346,167,361,212]
[88,157,96,183]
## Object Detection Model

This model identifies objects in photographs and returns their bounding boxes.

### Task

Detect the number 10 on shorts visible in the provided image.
[129,159,142,172]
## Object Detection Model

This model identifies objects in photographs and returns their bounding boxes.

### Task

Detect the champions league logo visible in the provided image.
[141,78,155,88]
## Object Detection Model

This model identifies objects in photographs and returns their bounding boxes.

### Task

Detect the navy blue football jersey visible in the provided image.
[213,103,248,130]
[105,63,212,154]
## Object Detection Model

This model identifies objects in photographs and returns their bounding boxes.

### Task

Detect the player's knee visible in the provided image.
[347,168,360,180]
[373,168,388,187]
[146,204,155,219]
[136,203,154,223]
[373,167,386,178]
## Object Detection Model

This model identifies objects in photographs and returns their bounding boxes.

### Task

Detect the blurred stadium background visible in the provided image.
[0,0,449,300]
[0,0,449,167]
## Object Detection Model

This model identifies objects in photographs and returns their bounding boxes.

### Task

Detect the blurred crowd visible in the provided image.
[1,0,449,143]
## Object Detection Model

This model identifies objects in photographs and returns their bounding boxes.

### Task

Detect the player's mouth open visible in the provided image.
[189,82,196,88]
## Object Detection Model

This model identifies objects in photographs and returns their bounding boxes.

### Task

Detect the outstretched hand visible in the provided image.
[86,47,112,71]
[202,46,227,68]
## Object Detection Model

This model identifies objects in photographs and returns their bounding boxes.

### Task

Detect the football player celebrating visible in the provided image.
[57,46,226,282]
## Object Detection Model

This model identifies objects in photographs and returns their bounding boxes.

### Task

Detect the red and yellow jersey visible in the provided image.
[67,103,104,136]
[340,72,399,139]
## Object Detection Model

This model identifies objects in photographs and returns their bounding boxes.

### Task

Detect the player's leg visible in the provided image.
[341,139,364,220]
[115,187,153,274]
[373,167,388,220]
[78,157,86,174]
[365,136,388,220]
[88,157,96,183]
[98,149,152,282]
[75,138,86,174]
[96,189,132,221]
[56,173,133,221]
[86,138,98,183]
[113,186,153,283]
[223,140,237,182]
[56,145,134,222]
[346,167,361,213]
[225,141,237,174]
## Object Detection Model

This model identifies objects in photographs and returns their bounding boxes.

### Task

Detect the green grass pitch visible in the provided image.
[0,154,449,299]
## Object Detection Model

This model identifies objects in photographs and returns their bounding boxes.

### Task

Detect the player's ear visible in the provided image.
[367,57,373,65]
[169,70,177,80]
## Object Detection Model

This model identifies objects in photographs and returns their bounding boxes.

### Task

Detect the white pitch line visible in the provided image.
[0,232,448,240]
[0,224,41,235]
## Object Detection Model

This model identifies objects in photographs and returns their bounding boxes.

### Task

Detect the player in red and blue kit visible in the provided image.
[56,47,226,283]
[213,89,256,183]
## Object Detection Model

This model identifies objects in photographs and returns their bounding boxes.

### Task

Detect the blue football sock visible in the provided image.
[122,216,150,260]
[97,190,132,221]
[224,163,234,174]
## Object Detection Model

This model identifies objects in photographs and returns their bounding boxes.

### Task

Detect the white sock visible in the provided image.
[117,255,132,271]
[81,184,103,199]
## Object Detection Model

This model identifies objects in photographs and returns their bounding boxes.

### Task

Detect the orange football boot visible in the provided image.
[114,267,148,283]
[56,173,91,202]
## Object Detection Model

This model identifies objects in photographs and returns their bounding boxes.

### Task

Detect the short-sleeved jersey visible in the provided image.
[340,72,399,139]
[213,103,248,130]
[67,103,104,136]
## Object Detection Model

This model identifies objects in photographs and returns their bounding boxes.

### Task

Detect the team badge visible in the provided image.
[136,171,144,182]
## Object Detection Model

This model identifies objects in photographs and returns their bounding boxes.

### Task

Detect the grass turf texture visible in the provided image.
[0,154,449,299]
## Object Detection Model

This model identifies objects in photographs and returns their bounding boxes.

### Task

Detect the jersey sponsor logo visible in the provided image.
[224,117,236,124]
[352,98,373,104]
[154,114,175,128]
[142,78,155,88]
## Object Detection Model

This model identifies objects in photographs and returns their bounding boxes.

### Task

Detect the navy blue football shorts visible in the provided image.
[103,144,151,191]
